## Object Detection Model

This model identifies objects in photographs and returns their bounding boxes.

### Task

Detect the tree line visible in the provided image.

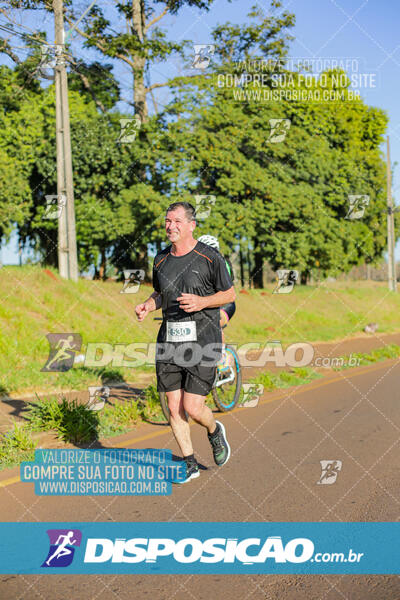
[0,0,394,285]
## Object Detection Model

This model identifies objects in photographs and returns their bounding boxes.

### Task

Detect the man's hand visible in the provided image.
[135,302,150,322]
[177,293,207,313]
[135,292,160,321]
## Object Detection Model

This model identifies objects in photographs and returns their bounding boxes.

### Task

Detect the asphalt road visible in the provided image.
[1,358,399,599]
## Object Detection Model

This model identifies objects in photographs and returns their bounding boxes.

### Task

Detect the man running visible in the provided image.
[135,202,235,482]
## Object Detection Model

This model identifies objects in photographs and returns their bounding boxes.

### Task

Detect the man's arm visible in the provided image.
[202,286,235,308]
[177,286,235,313]
[144,291,162,311]
[135,291,162,321]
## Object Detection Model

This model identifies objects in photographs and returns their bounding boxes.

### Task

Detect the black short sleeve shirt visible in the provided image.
[152,241,233,363]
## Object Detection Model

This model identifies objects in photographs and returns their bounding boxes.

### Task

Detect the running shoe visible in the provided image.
[175,460,200,484]
[208,420,231,466]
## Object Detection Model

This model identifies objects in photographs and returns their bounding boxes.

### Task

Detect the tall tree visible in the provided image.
[18,86,165,274]
[64,0,214,122]
[158,69,389,284]
[0,65,45,239]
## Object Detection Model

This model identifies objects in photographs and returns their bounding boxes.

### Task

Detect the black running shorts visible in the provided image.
[156,361,216,396]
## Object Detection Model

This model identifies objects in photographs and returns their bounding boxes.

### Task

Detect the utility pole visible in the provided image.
[386,136,397,292]
[54,2,68,280]
[53,0,79,281]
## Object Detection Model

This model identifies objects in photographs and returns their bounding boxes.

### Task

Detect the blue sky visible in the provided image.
[1,0,399,264]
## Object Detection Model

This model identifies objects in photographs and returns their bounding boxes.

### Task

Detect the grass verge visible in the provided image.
[0,423,36,469]
[1,345,399,471]
[332,344,400,370]
[2,266,400,395]
[239,366,323,404]
[24,384,166,446]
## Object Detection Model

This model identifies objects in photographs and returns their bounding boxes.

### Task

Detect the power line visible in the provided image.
[0,20,52,46]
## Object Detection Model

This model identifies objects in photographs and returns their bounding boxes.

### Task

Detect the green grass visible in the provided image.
[1,340,399,470]
[241,366,322,401]
[0,423,36,469]
[26,397,100,444]
[23,384,166,450]
[26,393,65,432]
[0,265,158,394]
[141,383,166,422]
[233,283,400,345]
[237,345,400,406]
[333,343,400,370]
[98,384,166,437]
[1,266,400,395]
[98,400,142,438]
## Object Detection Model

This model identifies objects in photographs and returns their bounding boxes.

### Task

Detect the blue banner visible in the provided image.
[20,449,185,495]
[0,522,398,574]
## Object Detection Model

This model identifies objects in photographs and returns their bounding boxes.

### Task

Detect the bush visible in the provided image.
[0,423,36,469]
[57,398,99,444]
[141,384,164,422]
[26,394,63,431]
[26,396,99,444]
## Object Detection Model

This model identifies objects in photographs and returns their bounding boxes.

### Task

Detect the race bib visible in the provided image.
[166,321,197,342]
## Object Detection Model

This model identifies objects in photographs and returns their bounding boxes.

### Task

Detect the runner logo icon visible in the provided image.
[41,333,82,372]
[41,529,82,568]
[317,460,342,485]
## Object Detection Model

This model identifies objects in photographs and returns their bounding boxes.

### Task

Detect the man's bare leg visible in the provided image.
[184,391,230,468]
[183,392,216,434]
[167,389,193,457]
[167,390,217,457]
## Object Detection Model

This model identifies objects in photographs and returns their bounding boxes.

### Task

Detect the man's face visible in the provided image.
[165,207,195,243]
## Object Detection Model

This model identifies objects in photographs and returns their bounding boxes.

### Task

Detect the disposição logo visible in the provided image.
[41,529,82,568]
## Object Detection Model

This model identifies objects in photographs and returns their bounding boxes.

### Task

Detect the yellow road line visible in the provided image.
[112,428,172,446]
[0,359,397,490]
[0,475,20,488]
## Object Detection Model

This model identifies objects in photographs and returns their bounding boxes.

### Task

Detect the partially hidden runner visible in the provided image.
[135,202,236,483]
[197,234,236,372]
